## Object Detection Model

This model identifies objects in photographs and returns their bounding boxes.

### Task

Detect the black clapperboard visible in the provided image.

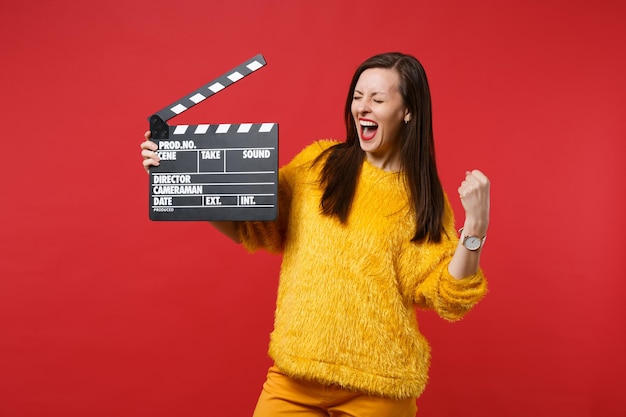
[148,54,278,221]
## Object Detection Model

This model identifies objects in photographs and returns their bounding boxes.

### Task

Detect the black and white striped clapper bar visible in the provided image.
[148,54,278,221]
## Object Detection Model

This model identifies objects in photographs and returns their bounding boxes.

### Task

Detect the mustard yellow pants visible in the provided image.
[252,366,418,417]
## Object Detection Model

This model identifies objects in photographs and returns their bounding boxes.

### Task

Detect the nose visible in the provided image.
[355,98,371,114]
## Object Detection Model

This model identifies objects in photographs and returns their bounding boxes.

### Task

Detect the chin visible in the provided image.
[359,139,380,152]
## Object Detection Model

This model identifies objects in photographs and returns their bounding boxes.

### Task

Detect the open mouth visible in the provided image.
[360,120,378,140]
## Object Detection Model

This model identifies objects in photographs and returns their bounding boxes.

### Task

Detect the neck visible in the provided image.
[365,151,401,172]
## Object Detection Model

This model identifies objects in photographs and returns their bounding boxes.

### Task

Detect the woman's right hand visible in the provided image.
[140,131,160,173]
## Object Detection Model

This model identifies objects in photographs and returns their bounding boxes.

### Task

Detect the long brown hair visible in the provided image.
[315,52,445,243]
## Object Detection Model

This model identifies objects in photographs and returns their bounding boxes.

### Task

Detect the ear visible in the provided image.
[404,109,411,123]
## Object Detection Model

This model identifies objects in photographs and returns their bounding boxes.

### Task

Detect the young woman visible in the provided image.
[141,52,490,417]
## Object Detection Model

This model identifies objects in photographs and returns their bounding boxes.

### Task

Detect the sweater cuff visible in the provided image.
[428,263,487,321]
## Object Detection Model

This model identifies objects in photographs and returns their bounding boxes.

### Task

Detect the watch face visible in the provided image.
[464,236,482,250]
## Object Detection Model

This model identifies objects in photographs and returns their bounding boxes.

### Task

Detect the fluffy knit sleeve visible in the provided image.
[237,140,335,254]
[408,198,488,321]
[236,173,292,254]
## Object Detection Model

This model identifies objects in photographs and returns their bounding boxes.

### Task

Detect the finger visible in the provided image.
[144,130,151,140]
[458,183,472,199]
[141,149,160,161]
[459,181,480,200]
[140,140,158,151]
[467,169,490,185]
[143,157,159,170]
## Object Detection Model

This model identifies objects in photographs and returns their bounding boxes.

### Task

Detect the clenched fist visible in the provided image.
[458,170,490,236]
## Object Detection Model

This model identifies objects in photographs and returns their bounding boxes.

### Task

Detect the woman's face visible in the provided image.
[351,67,409,171]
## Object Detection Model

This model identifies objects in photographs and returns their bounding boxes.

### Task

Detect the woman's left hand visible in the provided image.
[458,170,490,236]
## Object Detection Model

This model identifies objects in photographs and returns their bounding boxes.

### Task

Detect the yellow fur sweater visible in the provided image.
[237,140,487,399]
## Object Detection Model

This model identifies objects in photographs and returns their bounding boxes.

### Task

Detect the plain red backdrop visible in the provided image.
[1,0,624,416]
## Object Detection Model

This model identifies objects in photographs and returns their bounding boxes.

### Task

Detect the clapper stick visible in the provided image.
[147,54,279,221]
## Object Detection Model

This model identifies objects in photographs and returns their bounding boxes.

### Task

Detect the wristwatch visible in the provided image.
[459,228,486,251]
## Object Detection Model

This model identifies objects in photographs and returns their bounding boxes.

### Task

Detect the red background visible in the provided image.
[1,0,625,416]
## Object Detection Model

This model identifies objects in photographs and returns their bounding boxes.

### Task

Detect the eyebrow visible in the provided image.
[354,89,388,97]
